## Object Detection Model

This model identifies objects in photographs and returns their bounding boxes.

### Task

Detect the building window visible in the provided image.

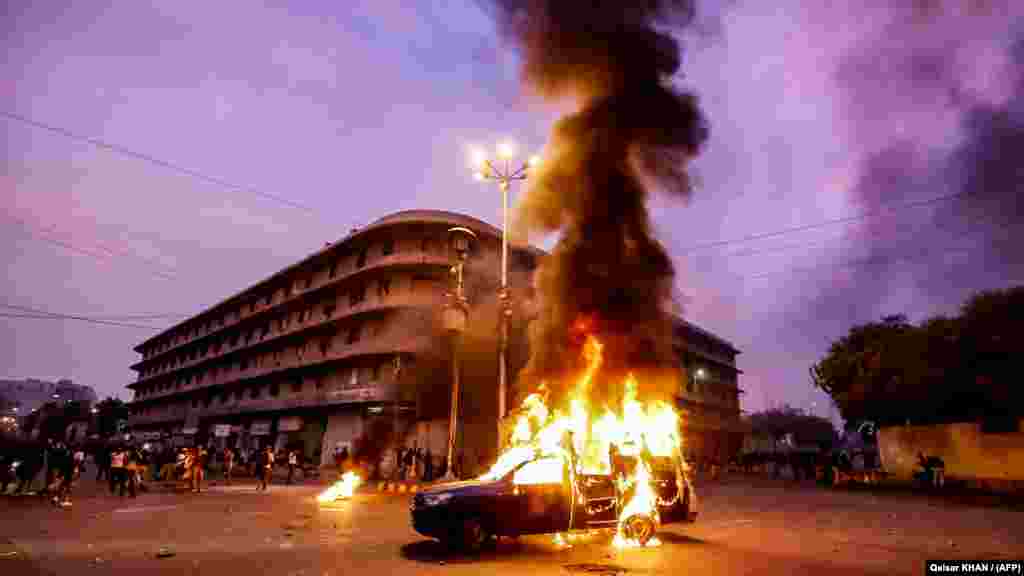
[347,324,361,344]
[371,363,381,382]
[250,385,261,399]
[421,238,433,253]
[329,261,338,278]
[291,379,302,393]
[356,249,367,269]
[192,398,199,408]
[240,358,249,371]
[304,276,312,289]
[323,300,336,319]
[269,382,280,397]
[234,388,243,402]
[320,338,331,356]
[382,238,394,256]
[229,333,239,348]
[378,278,391,298]
[261,323,270,339]
[314,376,324,390]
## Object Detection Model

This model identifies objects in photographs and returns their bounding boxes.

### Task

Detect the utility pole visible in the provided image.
[469,141,540,453]
[442,227,476,481]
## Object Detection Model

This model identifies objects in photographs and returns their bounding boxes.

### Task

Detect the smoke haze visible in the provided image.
[487,1,709,408]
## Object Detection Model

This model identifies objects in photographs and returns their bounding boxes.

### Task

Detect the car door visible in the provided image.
[575,474,618,529]
[510,455,572,535]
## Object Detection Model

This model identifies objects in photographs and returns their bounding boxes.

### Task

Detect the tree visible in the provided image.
[748,405,837,450]
[811,286,1024,427]
[95,397,129,438]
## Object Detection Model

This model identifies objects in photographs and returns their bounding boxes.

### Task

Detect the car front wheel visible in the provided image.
[450,516,488,553]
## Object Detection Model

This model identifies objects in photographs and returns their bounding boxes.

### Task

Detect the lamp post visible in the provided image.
[442,226,477,481]
[469,141,540,453]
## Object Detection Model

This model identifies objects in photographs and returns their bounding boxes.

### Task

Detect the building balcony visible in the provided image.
[130,381,401,427]
[129,333,432,404]
[133,250,453,368]
[130,290,440,387]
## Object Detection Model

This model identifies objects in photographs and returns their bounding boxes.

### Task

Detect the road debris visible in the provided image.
[156,546,176,558]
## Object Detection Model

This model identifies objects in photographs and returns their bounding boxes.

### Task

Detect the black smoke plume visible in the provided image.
[488,1,709,408]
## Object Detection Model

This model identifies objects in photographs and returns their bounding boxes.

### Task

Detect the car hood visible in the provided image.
[419,478,505,497]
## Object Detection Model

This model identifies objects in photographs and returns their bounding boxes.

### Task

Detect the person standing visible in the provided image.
[95,447,109,481]
[191,446,206,493]
[258,446,274,491]
[109,446,126,497]
[73,447,85,481]
[423,448,433,483]
[393,446,403,481]
[287,450,298,485]
[402,448,414,481]
[223,447,235,485]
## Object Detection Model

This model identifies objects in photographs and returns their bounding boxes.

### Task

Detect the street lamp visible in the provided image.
[468,140,540,453]
[442,226,477,480]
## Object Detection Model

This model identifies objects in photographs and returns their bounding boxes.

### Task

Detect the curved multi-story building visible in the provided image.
[127,209,744,474]
[127,210,541,468]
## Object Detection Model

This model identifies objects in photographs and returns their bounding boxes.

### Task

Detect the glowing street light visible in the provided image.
[466,140,539,454]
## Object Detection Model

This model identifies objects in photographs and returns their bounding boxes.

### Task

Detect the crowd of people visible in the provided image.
[0,437,317,506]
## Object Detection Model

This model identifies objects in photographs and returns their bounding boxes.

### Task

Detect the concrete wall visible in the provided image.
[878,420,1024,481]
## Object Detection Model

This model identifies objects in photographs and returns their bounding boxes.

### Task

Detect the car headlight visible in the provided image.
[420,493,454,507]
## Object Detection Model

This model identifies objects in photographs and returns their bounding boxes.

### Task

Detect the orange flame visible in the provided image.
[317,472,361,503]
[487,332,682,547]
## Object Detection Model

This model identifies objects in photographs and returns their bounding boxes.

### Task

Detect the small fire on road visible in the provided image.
[317,472,361,503]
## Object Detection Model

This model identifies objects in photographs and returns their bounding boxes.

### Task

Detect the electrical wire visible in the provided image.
[0,304,187,321]
[2,110,323,215]
[8,215,178,280]
[738,218,1019,281]
[0,311,163,329]
[680,191,968,254]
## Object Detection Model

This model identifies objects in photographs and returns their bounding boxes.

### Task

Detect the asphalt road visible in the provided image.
[2,477,1022,575]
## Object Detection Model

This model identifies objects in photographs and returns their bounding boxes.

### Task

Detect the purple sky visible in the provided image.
[4,1,1023,422]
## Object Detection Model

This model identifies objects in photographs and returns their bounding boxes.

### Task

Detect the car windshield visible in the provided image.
[478,445,537,482]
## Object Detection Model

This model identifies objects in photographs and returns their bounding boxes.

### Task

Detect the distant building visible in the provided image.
[672,319,746,466]
[0,378,98,415]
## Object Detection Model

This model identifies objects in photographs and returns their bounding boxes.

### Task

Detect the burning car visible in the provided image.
[412,335,696,551]
[410,443,696,551]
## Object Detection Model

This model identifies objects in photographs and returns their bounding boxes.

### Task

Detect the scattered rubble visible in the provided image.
[156,546,176,559]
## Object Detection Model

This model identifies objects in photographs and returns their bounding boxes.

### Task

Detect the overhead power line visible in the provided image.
[682,190,968,254]
[8,215,178,280]
[739,218,1018,281]
[0,304,187,321]
[0,305,164,330]
[2,110,323,215]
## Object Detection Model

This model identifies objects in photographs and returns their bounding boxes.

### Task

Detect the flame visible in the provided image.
[486,332,683,547]
[317,472,361,503]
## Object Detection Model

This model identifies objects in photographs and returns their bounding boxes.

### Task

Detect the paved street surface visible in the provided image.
[2,477,1022,576]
